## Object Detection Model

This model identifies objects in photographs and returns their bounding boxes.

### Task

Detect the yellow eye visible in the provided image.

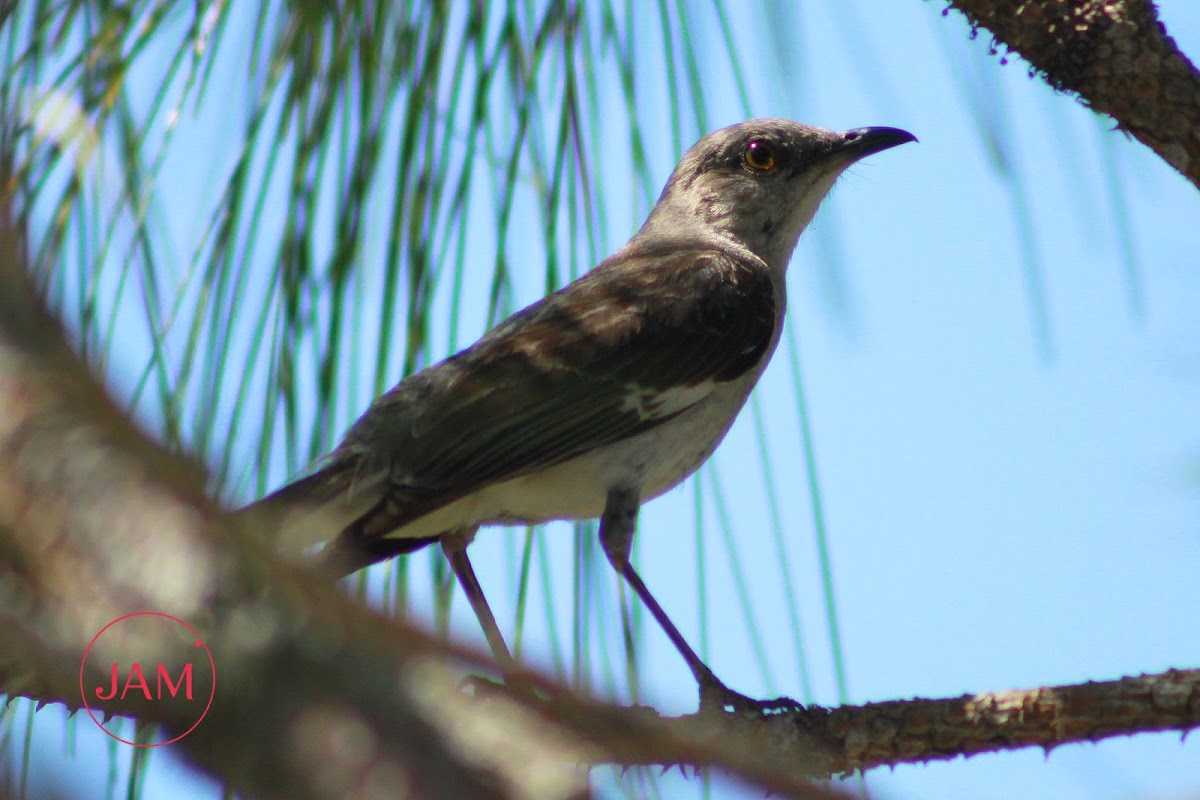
[743,139,777,171]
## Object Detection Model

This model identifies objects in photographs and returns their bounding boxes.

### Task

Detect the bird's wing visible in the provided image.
[279,243,778,542]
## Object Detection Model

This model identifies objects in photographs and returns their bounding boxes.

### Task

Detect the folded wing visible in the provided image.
[254,242,777,548]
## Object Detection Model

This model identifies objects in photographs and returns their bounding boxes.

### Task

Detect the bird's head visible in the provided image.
[641,118,916,270]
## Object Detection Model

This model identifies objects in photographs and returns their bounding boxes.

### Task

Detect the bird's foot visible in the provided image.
[698,676,804,718]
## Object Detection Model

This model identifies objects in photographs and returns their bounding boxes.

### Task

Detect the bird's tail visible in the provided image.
[236,460,380,554]
[238,457,446,576]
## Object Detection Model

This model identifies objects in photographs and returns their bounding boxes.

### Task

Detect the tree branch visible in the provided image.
[601,667,1200,777]
[0,209,842,799]
[1,203,1197,793]
[943,0,1200,188]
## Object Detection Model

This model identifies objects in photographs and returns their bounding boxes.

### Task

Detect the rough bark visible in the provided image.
[944,0,1200,189]
[2,207,1198,794]
[601,668,1200,776]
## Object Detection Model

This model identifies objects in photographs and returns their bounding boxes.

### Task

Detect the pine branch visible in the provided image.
[942,0,1200,188]
[595,667,1200,777]
[0,208,842,800]
[2,206,1197,790]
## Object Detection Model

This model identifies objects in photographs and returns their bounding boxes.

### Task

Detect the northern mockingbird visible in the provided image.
[249,118,914,713]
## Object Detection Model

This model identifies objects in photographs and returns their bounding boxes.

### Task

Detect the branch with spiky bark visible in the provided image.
[943,0,1200,189]
[595,668,1200,775]
[1,204,1198,795]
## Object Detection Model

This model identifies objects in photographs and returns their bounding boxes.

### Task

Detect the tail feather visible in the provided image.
[237,461,382,554]
[239,457,446,575]
[319,530,441,578]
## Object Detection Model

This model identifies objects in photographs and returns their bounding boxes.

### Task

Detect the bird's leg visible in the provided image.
[442,531,548,705]
[599,486,802,716]
[441,528,516,673]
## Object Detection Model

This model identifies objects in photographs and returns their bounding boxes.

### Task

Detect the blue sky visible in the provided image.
[12,2,1200,799]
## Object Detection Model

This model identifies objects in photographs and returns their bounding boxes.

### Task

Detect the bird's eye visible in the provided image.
[743,139,777,172]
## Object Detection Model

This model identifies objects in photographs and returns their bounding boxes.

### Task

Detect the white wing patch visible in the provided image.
[620,381,715,422]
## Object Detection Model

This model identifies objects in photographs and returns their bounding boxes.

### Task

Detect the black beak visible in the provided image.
[837,126,918,159]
